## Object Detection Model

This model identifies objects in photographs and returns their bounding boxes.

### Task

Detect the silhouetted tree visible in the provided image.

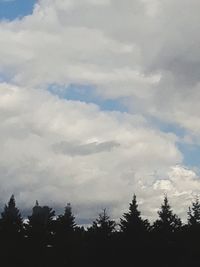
[26,201,55,247]
[1,193,200,267]
[118,195,150,266]
[54,203,80,266]
[153,196,182,234]
[0,195,24,266]
[188,197,200,226]
[56,203,76,233]
[120,194,150,234]
[151,196,182,267]
[54,203,77,247]
[0,194,23,238]
[182,197,200,267]
[89,209,116,238]
[86,209,116,267]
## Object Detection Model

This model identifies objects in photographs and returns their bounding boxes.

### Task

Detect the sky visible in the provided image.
[0,0,200,223]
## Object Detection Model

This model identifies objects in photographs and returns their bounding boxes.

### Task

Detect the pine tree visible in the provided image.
[188,197,200,226]
[86,209,116,267]
[186,197,200,265]
[120,194,150,234]
[26,201,55,247]
[54,203,78,250]
[54,204,79,266]
[0,194,23,238]
[28,201,55,229]
[118,195,150,267]
[56,203,76,233]
[153,196,182,233]
[90,209,116,238]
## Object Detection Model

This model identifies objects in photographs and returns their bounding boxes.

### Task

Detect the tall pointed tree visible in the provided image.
[119,195,150,267]
[54,204,79,266]
[26,201,55,247]
[153,196,182,233]
[89,209,116,238]
[56,203,76,233]
[188,197,200,226]
[86,209,116,267]
[186,197,200,264]
[54,203,78,250]
[0,195,23,238]
[120,194,150,234]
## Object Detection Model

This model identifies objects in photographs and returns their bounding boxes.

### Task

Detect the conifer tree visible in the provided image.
[54,204,79,266]
[54,203,78,252]
[56,203,76,233]
[188,197,200,226]
[120,194,150,234]
[85,209,116,267]
[0,194,23,238]
[186,197,200,265]
[119,195,150,267]
[26,201,55,246]
[28,201,55,230]
[153,196,182,233]
[90,209,116,237]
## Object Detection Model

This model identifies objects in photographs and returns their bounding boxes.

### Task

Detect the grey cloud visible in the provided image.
[1,0,200,221]
[0,84,183,221]
[52,140,120,156]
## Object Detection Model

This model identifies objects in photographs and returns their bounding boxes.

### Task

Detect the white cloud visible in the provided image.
[0,82,185,220]
[0,0,199,141]
[150,165,200,221]
[0,0,200,221]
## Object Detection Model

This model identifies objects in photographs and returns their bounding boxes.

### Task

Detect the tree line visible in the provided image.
[0,194,200,267]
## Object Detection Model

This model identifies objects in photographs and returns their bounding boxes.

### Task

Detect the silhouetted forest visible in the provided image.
[1,194,200,267]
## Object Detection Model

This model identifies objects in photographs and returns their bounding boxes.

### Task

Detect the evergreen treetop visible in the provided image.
[120,194,150,233]
[28,201,55,227]
[90,208,116,237]
[0,195,23,236]
[56,203,76,232]
[153,195,182,233]
[188,197,200,226]
[1,195,22,224]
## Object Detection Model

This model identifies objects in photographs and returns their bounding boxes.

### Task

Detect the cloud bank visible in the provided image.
[0,0,200,221]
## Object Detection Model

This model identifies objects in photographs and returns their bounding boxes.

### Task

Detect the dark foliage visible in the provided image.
[89,208,116,237]
[153,195,182,233]
[188,197,200,226]
[0,195,24,265]
[26,200,55,245]
[0,194,200,267]
[120,194,150,234]
[0,194,23,236]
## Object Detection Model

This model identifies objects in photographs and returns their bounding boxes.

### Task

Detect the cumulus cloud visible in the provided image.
[151,166,200,221]
[0,0,200,221]
[0,83,185,221]
[0,0,199,139]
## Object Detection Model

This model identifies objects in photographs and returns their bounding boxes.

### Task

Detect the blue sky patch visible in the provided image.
[48,84,129,113]
[0,0,36,20]
[147,117,200,168]
[49,84,199,167]
[178,142,200,169]
[148,116,186,138]
[0,72,12,83]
